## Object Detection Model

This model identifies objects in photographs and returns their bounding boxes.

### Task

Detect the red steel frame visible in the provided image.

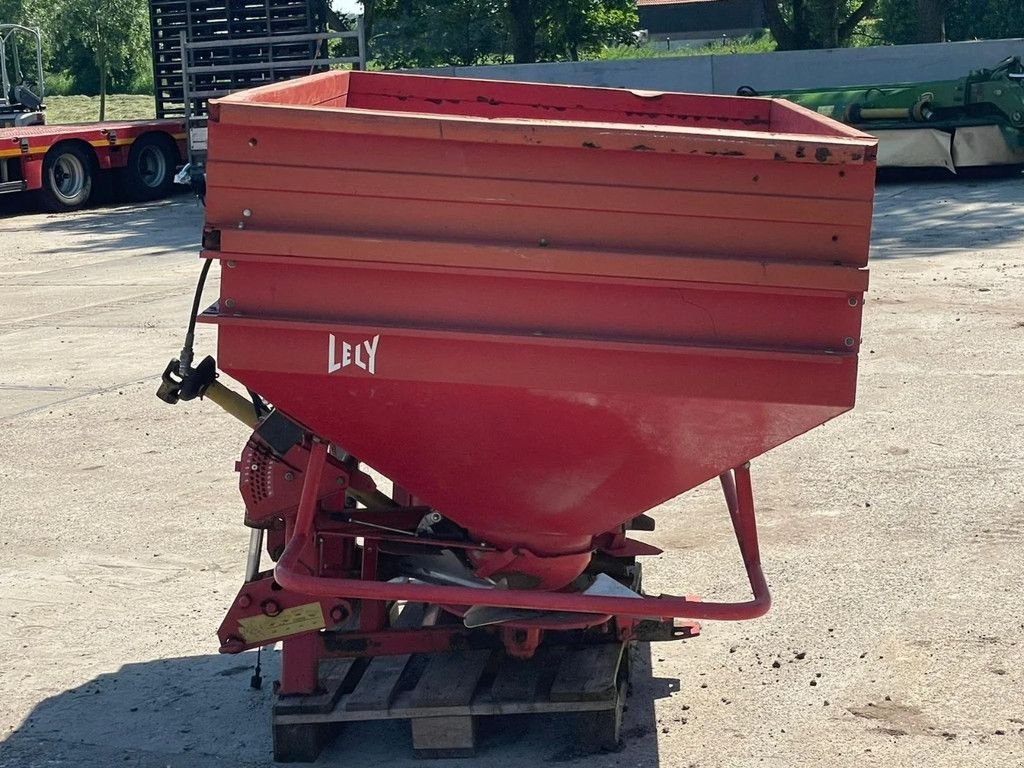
[278,440,768,622]
[0,119,186,192]
[219,435,767,694]
[216,431,768,693]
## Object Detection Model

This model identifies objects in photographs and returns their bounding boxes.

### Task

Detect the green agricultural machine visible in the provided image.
[743,56,1024,172]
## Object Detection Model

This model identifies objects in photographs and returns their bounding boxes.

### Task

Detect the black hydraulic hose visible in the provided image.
[178,258,213,377]
[248,388,270,418]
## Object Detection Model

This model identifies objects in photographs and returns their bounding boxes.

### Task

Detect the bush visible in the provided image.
[598,33,775,60]
[128,66,154,96]
[43,70,75,96]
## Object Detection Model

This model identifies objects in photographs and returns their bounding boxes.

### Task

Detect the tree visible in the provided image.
[915,0,945,42]
[361,0,378,56]
[534,0,637,61]
[372,0,508,68]
[878,0,1024,46]
[25,0,145,119]
[373,0,638,67]
[1,0,24,22]
[942,0,1024,41]
[761,0,878,49]
[507,0,536,63]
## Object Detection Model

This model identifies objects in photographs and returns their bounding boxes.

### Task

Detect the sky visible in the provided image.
[334,1,363,13]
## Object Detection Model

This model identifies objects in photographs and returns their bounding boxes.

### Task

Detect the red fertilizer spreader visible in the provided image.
[159,70,875,757]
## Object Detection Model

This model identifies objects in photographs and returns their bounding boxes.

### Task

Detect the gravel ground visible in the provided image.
[0,178,1021,767]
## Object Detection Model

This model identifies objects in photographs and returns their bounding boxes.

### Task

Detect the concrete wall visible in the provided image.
[417,38,1024,95]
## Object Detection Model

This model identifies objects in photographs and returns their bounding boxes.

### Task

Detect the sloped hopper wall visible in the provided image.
[204,70,876,555]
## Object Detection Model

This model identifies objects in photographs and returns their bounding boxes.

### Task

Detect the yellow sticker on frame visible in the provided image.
[237,602,326,644]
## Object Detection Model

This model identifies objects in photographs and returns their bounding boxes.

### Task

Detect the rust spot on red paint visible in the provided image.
[620,111,770,128]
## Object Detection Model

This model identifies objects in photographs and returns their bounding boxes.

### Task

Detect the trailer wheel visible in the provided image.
[124,134,177,201]
[39,144,94,212]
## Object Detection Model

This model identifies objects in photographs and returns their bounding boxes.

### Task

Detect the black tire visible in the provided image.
[39,143,94,212]
[123,134,178,201]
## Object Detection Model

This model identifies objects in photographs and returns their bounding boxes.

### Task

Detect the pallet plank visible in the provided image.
[275,658,362,715]
[550,644,624,702]
[275,695,615,725]
[410,650,492,708]
[344,654,412,712]
[491,652,546,703]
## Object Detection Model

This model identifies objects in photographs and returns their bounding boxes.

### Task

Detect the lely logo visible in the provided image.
[328,334,380,375]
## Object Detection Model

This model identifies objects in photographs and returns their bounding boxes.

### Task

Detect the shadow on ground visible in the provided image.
[870,172,1023,259]
[0,644,678,768]
[0,189,200,255]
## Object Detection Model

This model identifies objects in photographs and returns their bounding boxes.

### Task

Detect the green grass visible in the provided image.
[598,35,776,60]
[44,95,156,125]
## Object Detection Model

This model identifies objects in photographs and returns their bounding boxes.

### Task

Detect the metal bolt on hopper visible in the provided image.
[158,70,877,757]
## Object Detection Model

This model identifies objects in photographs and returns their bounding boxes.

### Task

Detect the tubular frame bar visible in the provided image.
[275,442,771,622]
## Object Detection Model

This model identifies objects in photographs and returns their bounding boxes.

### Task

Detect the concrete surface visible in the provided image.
[0,176,1022,768]
[423,37,1024,94]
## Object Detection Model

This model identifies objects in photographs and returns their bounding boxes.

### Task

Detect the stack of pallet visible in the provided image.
[148,0,326,119]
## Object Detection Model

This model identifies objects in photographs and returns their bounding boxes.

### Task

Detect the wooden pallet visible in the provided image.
[147,0,321,119]
[272,641,628,761]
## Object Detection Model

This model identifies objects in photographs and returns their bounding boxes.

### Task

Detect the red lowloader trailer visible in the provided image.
[0,119,186,211]
[0,24,185,212]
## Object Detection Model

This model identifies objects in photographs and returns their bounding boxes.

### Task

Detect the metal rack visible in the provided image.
[179,24,365,178]
[148,1,359,120]
[151,1,365,182]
